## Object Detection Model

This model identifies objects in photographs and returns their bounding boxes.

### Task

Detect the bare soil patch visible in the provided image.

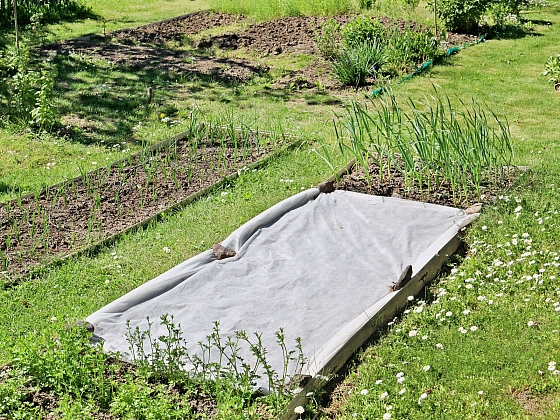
[40,11,477,88]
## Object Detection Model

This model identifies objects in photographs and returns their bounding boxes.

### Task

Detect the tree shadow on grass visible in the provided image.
[42,37,344,147]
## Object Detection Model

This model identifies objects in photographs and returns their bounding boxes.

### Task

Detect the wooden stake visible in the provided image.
[13,0,19,52]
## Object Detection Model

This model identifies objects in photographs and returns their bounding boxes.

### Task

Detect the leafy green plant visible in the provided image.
[325,89,513,205]
[429,0,527,33]
[0,0,93,30]
[0,42,60,131]
[125,315,305,411]
[342,16,388,49]
[323,17,442,86]
[543,53,560,84]
[315,18,341,60]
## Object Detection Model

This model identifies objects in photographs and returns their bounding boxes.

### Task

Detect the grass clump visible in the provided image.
[316,16,442,87]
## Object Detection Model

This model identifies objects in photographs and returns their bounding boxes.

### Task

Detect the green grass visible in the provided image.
[210,0,357,20]
[44,0,211,42]
[1,0,560,417]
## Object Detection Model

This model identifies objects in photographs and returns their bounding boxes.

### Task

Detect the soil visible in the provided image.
[0,129,279,283]
[39,11,478,87]
[335,159,517,208]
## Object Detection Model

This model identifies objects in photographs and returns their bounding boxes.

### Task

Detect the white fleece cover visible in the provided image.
[87,189,476,392]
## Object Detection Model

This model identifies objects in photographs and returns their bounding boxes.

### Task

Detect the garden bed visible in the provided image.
[0,125,288,283]
[334,159,519,208]
[39,11,478,90]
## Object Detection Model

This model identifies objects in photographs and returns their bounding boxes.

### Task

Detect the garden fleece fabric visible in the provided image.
[87,189,477,392]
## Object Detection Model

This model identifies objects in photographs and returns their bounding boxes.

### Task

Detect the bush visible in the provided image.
[0,43,60,131]
[342,16,388,48]
[429,0,528,33]
[0,0,93,29]
[320,17,442,86]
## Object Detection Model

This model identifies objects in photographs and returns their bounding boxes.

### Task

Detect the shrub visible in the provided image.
[0,43,60,131]
[342,16,388,48]
[0,0,93,29]
[322,17,442,86]
[429,0,528,33]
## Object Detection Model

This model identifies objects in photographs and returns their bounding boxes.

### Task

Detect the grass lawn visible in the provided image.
[1,0,560,418]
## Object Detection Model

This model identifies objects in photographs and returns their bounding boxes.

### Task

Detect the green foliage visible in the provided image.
[0,0,93,30]
[543,54,560,84]
[210,0,352,19]
[342,16,388,48]
[331,40,385,87]
[110,380,192,419]
[126,315,305,410]
[429,0,528,33]
[321,17,441,87]
[315,18,341,60]
[12,327,112,404]
[0,43,60,131]
[324,89,513,205]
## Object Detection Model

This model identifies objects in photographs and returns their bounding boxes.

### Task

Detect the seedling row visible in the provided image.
[0,122,286,283]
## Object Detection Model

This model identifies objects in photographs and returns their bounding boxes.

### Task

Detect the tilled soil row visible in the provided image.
[0,129,283,282]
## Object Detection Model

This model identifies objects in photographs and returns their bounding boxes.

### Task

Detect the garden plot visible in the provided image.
[87,188,479,396]
[0,124,285,282]
[40,11,477,91]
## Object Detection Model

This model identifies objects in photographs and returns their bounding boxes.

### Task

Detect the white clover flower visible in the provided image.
[409,330,418,337]
[51,316,57,322]
[478,390,484,395]
[380,391,389,399]
[163,247,171,253]
[418,393,428,404]
[482,226,488,231]
[436,343,444,349]
[383,413,392,420]
[446,311,453,317]
[360,389,369,395]
[470,326,478,332]
[294,406,305,414]
[375,379,383,385]
[458,327,468,334]
[399,388,406,395]
[527,320,535,327]
[423,365,431,371]
[422,335,428,340]
[396,372,404,378]
[407,295,415,301]
[463,309,471,315]
[397,376,405,384]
